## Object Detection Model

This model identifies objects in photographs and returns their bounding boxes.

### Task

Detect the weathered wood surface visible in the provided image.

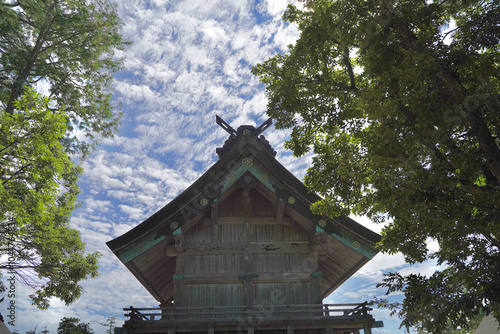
[168,241,311,257]
[124,187,369,312]
[185,220,307,243]
[175,188,323,309]
[125,186,368,306]
[125,303,373,320]
[171,273,319,283]
[203,216,291,226]
[122,303,381,334]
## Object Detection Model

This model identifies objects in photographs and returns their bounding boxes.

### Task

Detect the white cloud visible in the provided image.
[358,252,408,278]
[119,204,146,220]
[115,82,158,105]
[84,198,113,213]
[200,19,230,46]
[8,1,410,333]
[260,0,291,16]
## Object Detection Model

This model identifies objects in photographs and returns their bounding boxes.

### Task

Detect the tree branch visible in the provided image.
[5,2,60,114]
[342,46,357,91]
[466,106,500,185]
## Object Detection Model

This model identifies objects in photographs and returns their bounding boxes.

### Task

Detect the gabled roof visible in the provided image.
[107,121,380,304]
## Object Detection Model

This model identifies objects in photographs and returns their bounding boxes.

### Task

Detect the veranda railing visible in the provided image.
[124,302,373,323]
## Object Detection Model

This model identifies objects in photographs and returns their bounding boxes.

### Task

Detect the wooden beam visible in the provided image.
[174,234,184,254]
[181,241,310,255]
[364,322,372,334]
[175,253,186,274]
[251,242,310,254]
[183,242,242,255]
[242,189,251,215]
[212,223,220,243]
[276,200,285,223]
[210,202,220,242]
[203,216,290,225]
[177,273,317,283]
[243,218,252,306]
[210,202,218,224]
[166,244,178,257]
[310,233,328,255]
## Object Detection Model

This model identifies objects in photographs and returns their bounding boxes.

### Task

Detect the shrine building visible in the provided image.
[107,117,383,334]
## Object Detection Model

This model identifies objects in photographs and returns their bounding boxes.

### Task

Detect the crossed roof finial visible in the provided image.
[215,115,237,137]
[216,115,272,137]
[215,115,276,158]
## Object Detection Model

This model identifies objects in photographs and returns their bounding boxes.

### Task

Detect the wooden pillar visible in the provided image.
[211,203,220,242]
[287,325,294,334]
[174,234,184,254]
[276,200,285,223]
[326,324,333,334]
[208,326,215,334]
[247,328,254,334]
[364,322,372,334]
[212,222,220,242]
[243,217,251,306]
[167,328,175,334]
[242,190,254,306]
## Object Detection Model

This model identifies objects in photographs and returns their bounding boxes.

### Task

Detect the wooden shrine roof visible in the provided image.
[107,121,381,305]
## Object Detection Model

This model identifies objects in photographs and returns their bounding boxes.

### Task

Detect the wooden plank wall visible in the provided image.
[254,281,319,305]
[177,283,244,307]
[174,189,322,308]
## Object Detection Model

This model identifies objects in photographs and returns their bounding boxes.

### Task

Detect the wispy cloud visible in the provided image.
[4,1,420,333]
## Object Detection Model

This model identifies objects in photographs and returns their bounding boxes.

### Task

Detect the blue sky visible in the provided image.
[2,0,438,333]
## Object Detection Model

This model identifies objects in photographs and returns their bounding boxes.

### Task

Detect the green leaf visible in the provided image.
[0,88,101,308]
[474,174,486,187]
[0,0,128,157]
[253,0,500,331]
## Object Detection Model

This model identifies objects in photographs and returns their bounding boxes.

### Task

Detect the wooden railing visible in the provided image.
[124,302,373,323]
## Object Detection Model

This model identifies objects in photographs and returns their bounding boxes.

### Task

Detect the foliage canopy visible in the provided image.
[58,317,94,334]
[253,0,500,332]
[0,88,100,308]
[101,315,117,334]
[0,0,125,308]
[0,0,126,156]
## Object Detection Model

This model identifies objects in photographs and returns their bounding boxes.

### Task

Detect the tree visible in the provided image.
[0,0,126,156]
[417,312,484,334]
[0,88,100,308]
[0,0,125,308]
[23,327,49,334]
[253,0,500,332]
[57,317,93,334]
[100,315,117,334]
